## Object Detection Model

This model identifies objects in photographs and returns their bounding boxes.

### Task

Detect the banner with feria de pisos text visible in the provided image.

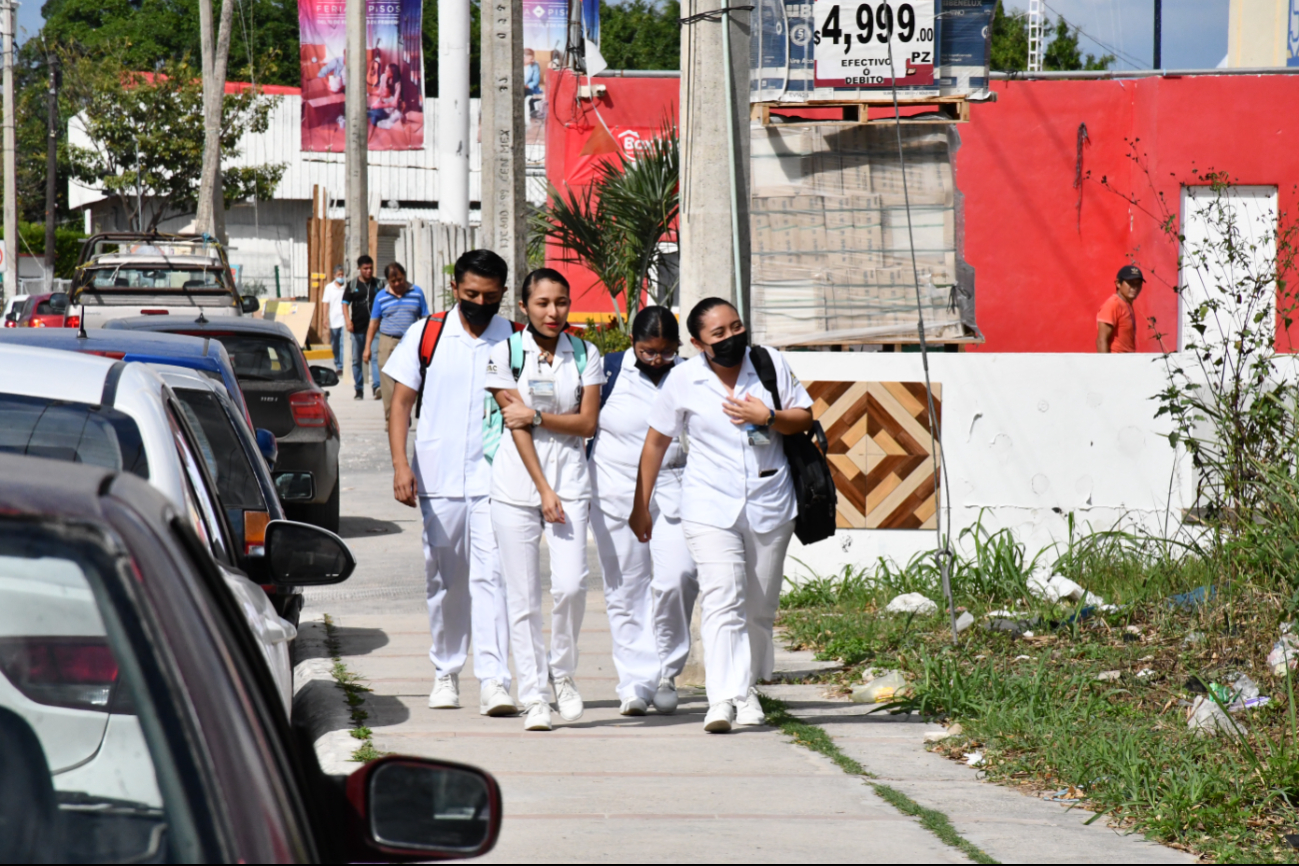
[298,0,425,152]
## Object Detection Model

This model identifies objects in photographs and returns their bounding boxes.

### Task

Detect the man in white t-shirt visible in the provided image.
[322,265,348,373]
[382,249,517,717]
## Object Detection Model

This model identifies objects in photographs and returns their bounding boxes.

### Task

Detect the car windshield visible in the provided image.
[0,394,149,478]
[0,521,190,862]
[172,389,264,510]
[35,294,68,316]
[85,267,228,291]
[202,334,302,382]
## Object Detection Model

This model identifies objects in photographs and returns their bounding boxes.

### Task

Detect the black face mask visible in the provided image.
[526,321,555,342]
[460,299,500,327]
[706,331,748,368]
[635,358,672,384]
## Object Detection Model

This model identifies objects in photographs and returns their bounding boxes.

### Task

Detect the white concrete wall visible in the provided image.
[782,352,1193,581]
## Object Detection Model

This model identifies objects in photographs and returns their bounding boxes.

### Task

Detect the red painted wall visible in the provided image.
[544,71,679,319]
[960,76,1299,353]
[546,73,1299,348]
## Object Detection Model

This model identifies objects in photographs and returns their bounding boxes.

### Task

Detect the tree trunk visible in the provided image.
[196,0,234,242]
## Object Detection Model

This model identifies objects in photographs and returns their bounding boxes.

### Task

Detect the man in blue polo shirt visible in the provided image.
[363,261,429,425]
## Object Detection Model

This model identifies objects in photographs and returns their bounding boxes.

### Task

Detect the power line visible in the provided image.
[1041,1,1146,69]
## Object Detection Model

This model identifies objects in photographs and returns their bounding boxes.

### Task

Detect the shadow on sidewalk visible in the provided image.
[337,515,405,539]
[362,693,413,727]
[332,625,391,655]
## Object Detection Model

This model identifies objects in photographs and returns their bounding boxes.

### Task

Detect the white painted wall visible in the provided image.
[782,352,1194,581]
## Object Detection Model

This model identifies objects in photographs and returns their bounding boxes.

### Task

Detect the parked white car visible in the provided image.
[0,345,301,805]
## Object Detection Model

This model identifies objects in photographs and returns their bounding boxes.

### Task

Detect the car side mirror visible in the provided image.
[346,757,501,862]
[255,428,278,469]
[240,294,260,314]
[261,519,355,586]
[310,365,340,387]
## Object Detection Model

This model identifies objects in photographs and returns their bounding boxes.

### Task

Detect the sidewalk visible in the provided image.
[293,366,1194,863]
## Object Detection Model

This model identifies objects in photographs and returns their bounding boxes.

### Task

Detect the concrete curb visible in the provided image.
[292,618,363,776]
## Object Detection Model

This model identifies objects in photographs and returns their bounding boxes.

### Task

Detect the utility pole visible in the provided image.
[345,0,368,269]
[1153,0,1162,69]
[197,0,234,242]
[45,54,57,288]
[679,0,750,338]
[1,0,16,299]
[480,0,525,312]
[437,0,469,229]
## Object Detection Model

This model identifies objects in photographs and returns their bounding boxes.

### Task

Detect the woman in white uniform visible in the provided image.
[487,268,605,731]
[630,298,813,733]
[589,307,698,717]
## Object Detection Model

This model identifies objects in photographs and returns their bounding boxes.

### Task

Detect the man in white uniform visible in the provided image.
[382,249,516,716]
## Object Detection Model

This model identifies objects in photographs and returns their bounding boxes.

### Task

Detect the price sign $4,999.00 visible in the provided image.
[812,0,936,88]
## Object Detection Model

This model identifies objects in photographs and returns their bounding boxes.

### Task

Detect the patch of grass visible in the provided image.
[322,613,383,763]
[777,516,1299,862]
[759,695,998,864]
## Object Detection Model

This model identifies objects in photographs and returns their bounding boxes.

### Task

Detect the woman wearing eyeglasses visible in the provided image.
[588,307,698,717]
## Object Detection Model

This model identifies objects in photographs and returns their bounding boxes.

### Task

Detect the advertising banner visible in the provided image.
[523,0,568,153]
[811,0,935,88]
[299,0,425,152]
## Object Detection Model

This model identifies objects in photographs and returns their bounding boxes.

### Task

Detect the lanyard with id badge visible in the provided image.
[530,366,559,412]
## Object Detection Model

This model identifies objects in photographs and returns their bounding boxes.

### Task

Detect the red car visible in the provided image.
[12,292,79,329]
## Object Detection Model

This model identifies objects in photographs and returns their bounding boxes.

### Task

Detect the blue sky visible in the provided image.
[1040,0,1230,69]
[16,0,1233,69]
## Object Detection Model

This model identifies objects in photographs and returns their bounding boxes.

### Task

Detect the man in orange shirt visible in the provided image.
[1096,264,1143,353]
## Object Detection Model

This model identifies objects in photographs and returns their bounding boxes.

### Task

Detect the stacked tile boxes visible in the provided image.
[751,125,963,346]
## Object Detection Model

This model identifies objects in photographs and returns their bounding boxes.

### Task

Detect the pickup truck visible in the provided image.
[70,232,261,328]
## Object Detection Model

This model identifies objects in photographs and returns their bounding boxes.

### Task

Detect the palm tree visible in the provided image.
[533,122,678,334]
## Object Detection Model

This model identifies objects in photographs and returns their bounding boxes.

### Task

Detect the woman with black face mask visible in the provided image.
[630,298,813,734]
[588,307,698,718]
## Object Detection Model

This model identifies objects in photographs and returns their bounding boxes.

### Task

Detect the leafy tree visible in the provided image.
[599,0,680,70]
[62,49,285,232]
[989,2,1113,72]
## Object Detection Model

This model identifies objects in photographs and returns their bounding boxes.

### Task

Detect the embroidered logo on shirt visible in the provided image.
[486,360,498,374]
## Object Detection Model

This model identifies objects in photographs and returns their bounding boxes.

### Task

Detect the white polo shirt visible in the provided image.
[646,346,812,533]
[589,350,686,521]
[485,329,605,507]
[383,308,515,498]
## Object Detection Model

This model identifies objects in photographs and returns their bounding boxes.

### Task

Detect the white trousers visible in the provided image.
[681,512,796,705]
[590,505,697,702]
[418,496,511,686]
[649,512,698,681]
[491,499,590,705]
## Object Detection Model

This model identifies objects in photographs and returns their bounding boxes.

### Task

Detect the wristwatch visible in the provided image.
[531,409,544,428]
[765,408,776,427]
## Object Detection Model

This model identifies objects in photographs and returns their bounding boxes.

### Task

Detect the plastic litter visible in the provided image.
[1169,585,1216,611]
[1124,625,1142,635]
[955,611,975,634]
[1043,785,1086,803]
[884,592,938,616]
[1269,633,1299,677]
[1026,572,1108,607]
[1021,631,1036,639]
[1188,695,1245,736]
[964,750,984,767]
[1229,696,1271,712]
[1232,674,1261,701]
[984,616,1041,639]
[1136,669,1156,679]
[1095,670,1121,682]
[851,671,908,704]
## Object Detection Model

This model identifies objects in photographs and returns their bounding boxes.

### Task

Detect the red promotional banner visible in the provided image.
[299,0,425,151]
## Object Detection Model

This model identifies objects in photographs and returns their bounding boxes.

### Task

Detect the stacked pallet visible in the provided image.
[750,124,965,346]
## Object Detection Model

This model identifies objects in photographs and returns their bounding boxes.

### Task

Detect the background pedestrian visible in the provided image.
[322,265,347,373]
[1097,264,1144,353]
[342,254,384,399]
[363,262,429,425]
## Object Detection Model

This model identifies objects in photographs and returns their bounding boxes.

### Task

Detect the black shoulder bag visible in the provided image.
[750,346,837,545]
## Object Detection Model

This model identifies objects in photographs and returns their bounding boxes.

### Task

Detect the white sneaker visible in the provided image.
[704,700,735,733]
[735,686,766,726]
[552,675,584,721]
[428,673,460,709]
[523,701,552,731]
[479,679,518,717]
[653,677,678,714]
[620,697,648,716]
